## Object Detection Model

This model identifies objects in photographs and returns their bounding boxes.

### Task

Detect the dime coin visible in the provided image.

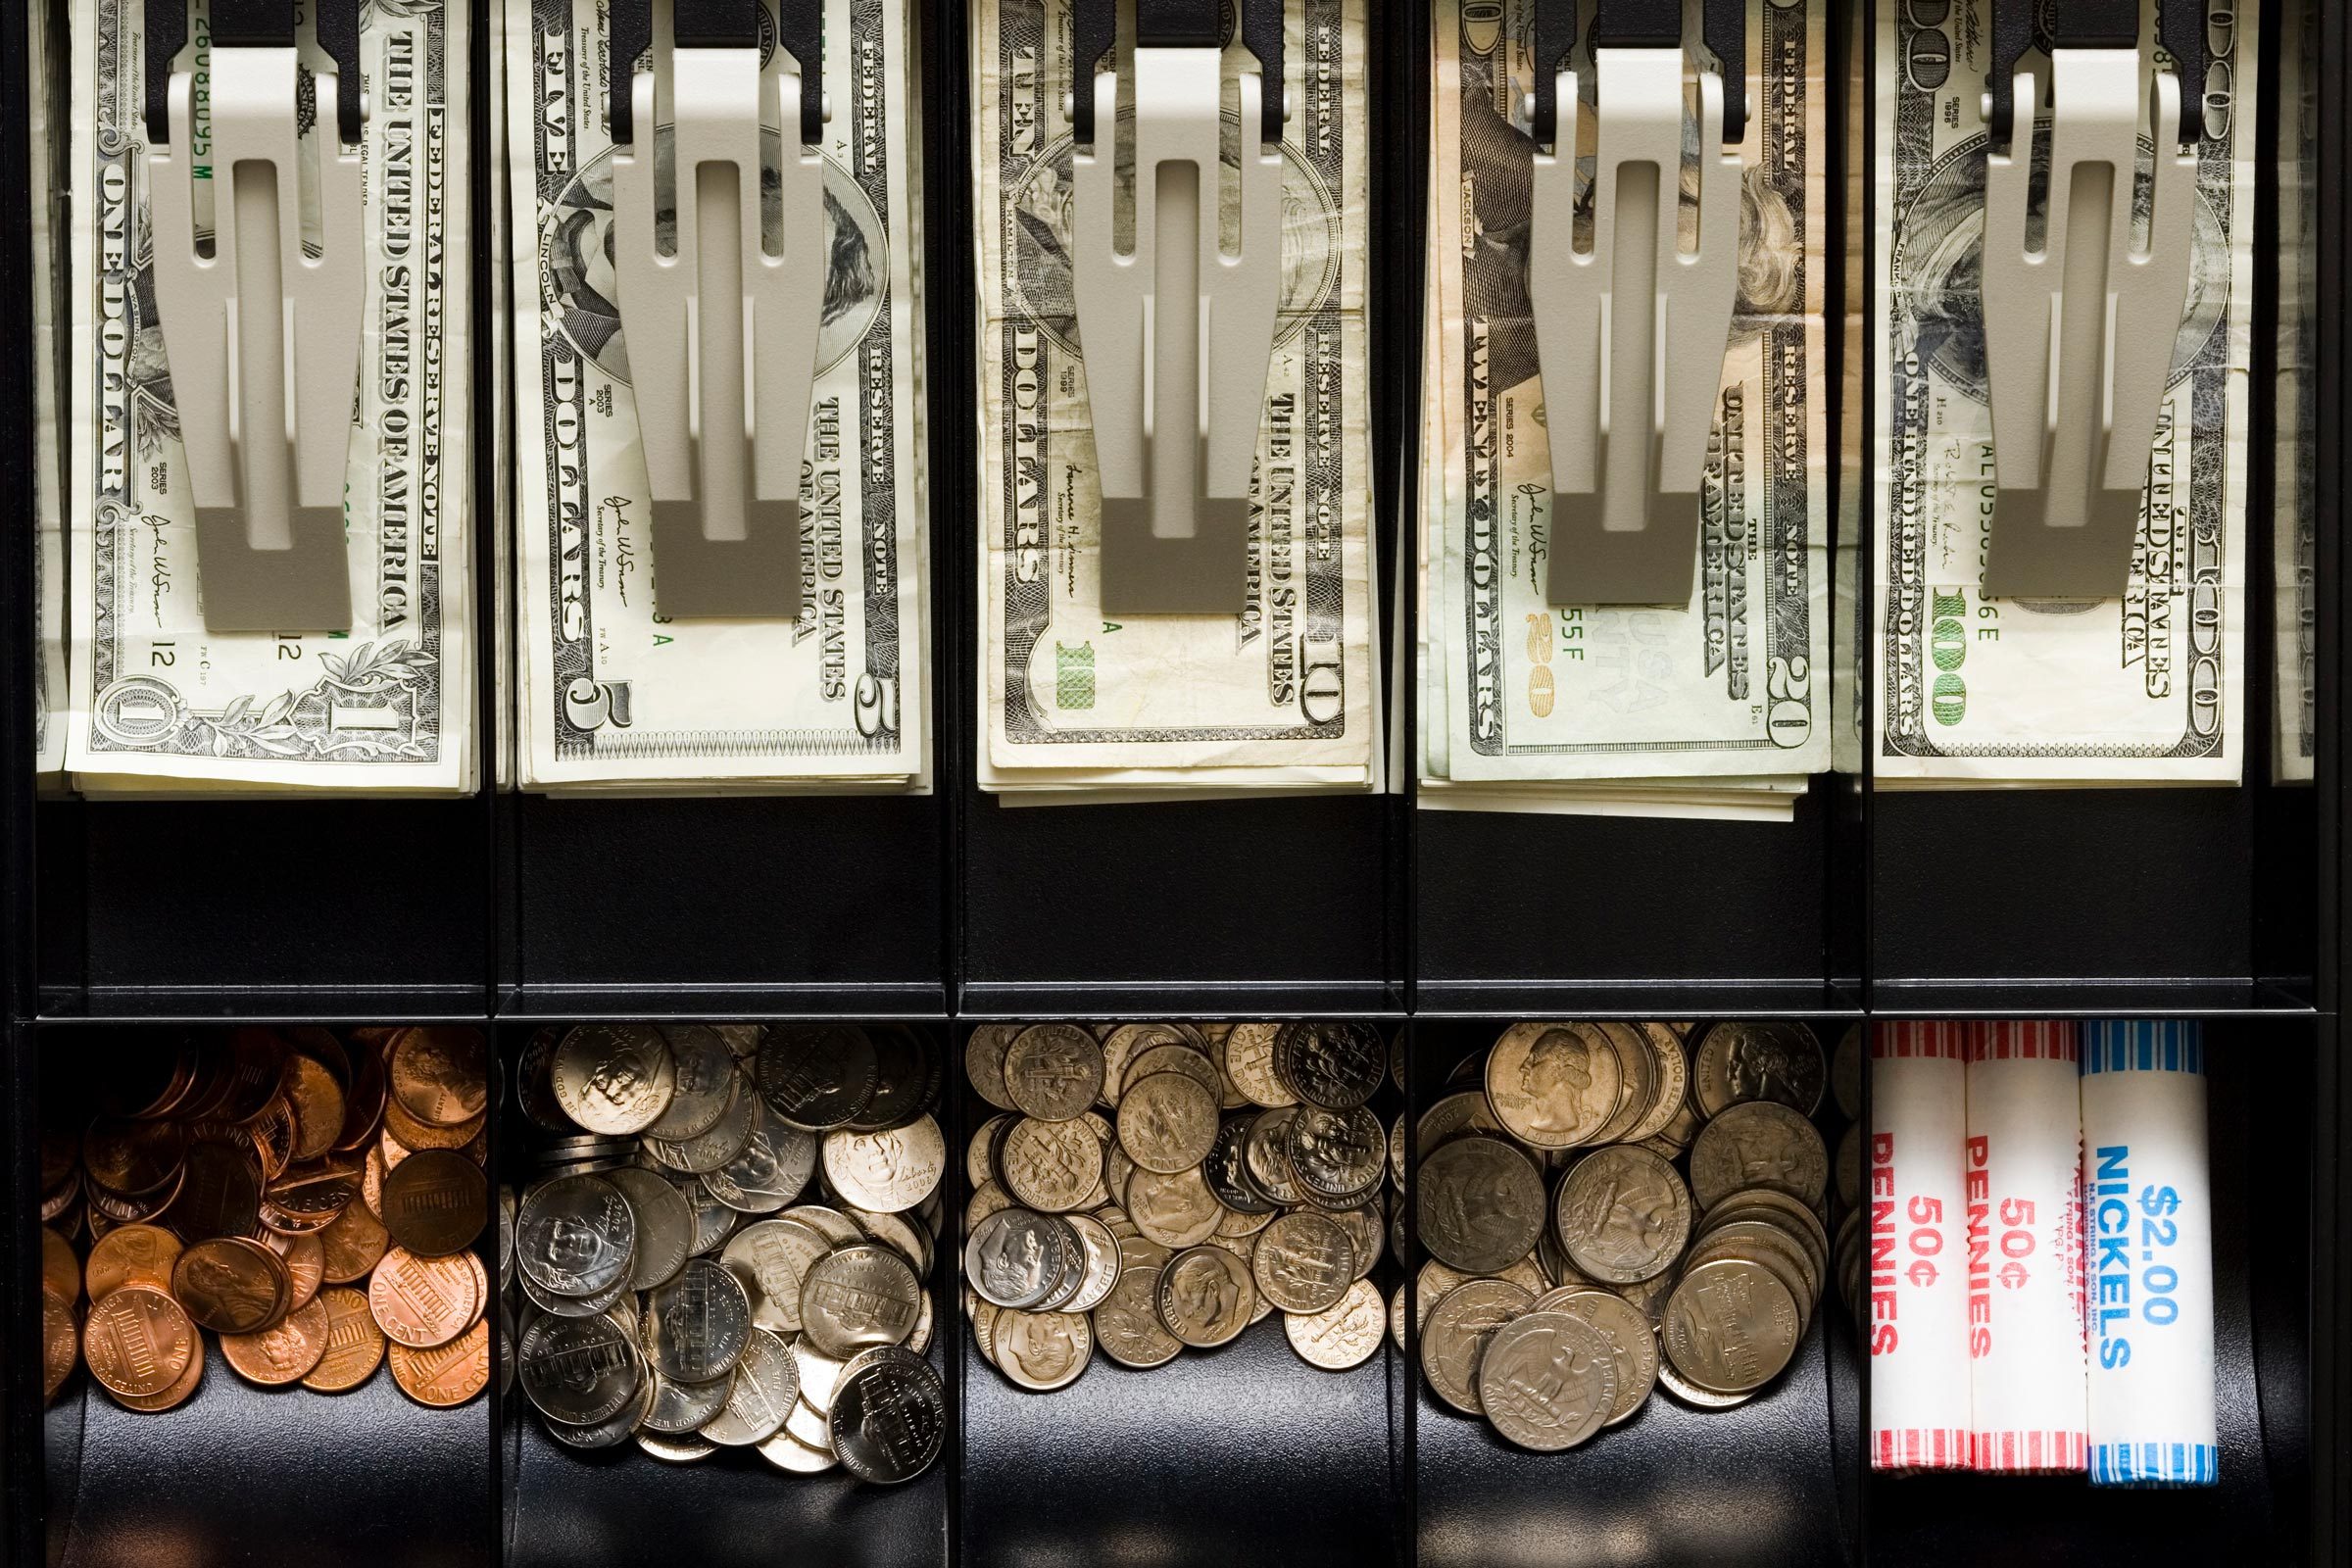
[221,1296,331,1386]
[800,1244,922,1357]
[605,1165,695,1292]
[964,1025,1021,1112]
[1250,1211,1357,1314]
[822,1115,947,1213]
[1419,1278,1533,1415]
[379,1148,488,1256]
[82,1285,195,1399]
[1098,1022,1193,1102]
[828,1346,945,1484]
[1116,1072,1220,1174]
[368,1246,482,1348]
[1484,1022,1623,1149]
[1221,1023,1297,1108]
[1284,1277,1385,1370]
[517,1173,637,1297]
[83,1222,181,1301]
[1477,1310,1620,1452]
[646,1025,741,1142]
[644,1256,754,1382]
[388,1027,490,1127]
[1417,1135,1544,1275]
[1125,1043,1225,1103]
[1285,1105,1387,1207]
[966,1114,1010,1189]
[1688,1101,1829,1210]
[965,1208,1073,1309]
[701,1328,801,1446]
[1093,1264,1184,1368]
[1057,1211,1123,1314]
[1552,1146,1692,1285]
[1690,1020,1826,1118]
[999,1117,1102,1213]
[519,1311,642,1425]
[1156,1246,1255,1348]
[757,1025,880,1131]
[172,1237,289,1334]
[1001,1024,1104,1123]
[1661,1256,1801,1395]
[1272,1021,1385,1109]
[991,1308,1093,1390]
[721,1217,833,1335]
[553,1024,677,1136]
[1204,1114,1278,1214]
[41,1288,77,1402]
[1124,1164,1224,1250]
[301,1286,387,1392]
[1555,1289,1659,1425]
[1241,1106,1305,1205]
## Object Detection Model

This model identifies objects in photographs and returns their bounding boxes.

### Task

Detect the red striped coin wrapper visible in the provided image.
[1868,1022,1971,1471]
[1965,1021,2087,1472]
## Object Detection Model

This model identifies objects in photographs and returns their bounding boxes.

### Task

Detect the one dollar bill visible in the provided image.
[507,0,930,792]
[68,0,476,794]
[972,0,1381,792]
[1871,0,2254,784]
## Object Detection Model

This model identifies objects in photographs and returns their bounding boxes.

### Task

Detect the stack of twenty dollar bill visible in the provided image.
[1417,0,1833,820]
[64,0,477,796]
[506,0,931,795]
[971,0,1385,801]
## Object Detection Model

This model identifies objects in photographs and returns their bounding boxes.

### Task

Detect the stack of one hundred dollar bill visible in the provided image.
[1871,0,2255,788]
[971,0,1385,801]
[505,0,931,795]
[1417,0,1832,821]
[64,0,478,796]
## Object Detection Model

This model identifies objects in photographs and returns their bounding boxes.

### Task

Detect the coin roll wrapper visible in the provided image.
[1964,1021,2088,1472]
[1868,1022,1973,1470]
[2080,1020,2219,1487]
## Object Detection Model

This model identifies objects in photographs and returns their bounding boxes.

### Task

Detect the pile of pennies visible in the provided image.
[507,1022,948,1483]
[1416,1021,1854,1451]
[41,1026,492,1412]
[962,1021,1398,1386]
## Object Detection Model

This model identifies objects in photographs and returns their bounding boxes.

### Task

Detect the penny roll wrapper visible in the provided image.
[1964,1021,2087,1471]
[1869,1022,1972,1471]
[2080,1020,2218,1488]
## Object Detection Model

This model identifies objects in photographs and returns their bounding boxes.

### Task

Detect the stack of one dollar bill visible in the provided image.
[1871,1,2255,788]
[506,0,931,795]
[32,0,68,788]
[64,0,478,796]
[971,0,1384,802]
[1417,0,1832,821]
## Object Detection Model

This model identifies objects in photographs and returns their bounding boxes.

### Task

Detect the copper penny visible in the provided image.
[41,1226,79,1303]
[248,1095,298,1179]
[317,1200,391,1283]
[87,1161,182,1224]
[368,1247,481,1348]
[42,1288,77,1402]
[281,1054,348,1163]
[262,1157,363,1232]
[82,1284,195,1398]
[261,1229,326,1311]
[158,1137,262,1242]
[114,1337,206,1412]
[333,1048,389,1153]
[383,1094,482,1153]
[84,1222,184,1301]
[81,1116,187,1196]
[389,1316,489,1407]
[302,1287,387,1393]
[379,1149,489,1256]
[218,1028,293,1122]
[389,1027,490,1128]
[222,1296,332,1386]
[172,1236,289,1334]
[364,1143,391,1215]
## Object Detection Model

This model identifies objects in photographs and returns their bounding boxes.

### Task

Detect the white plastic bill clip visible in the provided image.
[609,0,826,618]
[1979,0,2205,600]
[1070,0,1286,614]
[1531,0,1745,608]
[145,0,365,632]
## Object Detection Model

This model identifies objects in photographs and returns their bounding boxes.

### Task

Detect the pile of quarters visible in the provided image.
[963,1022,1401,1386]
[1417,1021,1859,1450]
[44,1027,492,1410]
[506,1022,948,1482]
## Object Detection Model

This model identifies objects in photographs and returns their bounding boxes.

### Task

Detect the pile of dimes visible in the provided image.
[506,1022,948,1483]
[41,1026,492,1412]
[962,1021,1397,1386]
[1417,1021,1855,1451]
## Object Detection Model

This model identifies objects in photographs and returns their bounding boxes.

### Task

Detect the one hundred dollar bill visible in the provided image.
[972,0,1381,792]
[1418,0,1831,808]
[1871,0,2254,784]
[507,0,929,792]
[66,0,474,794]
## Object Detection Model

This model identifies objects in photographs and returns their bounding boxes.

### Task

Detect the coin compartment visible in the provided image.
[1863,1016,2318,1563]
[31,1023,496,1568]
[955,1018,1408,1567]
[497,1020,953,1568]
